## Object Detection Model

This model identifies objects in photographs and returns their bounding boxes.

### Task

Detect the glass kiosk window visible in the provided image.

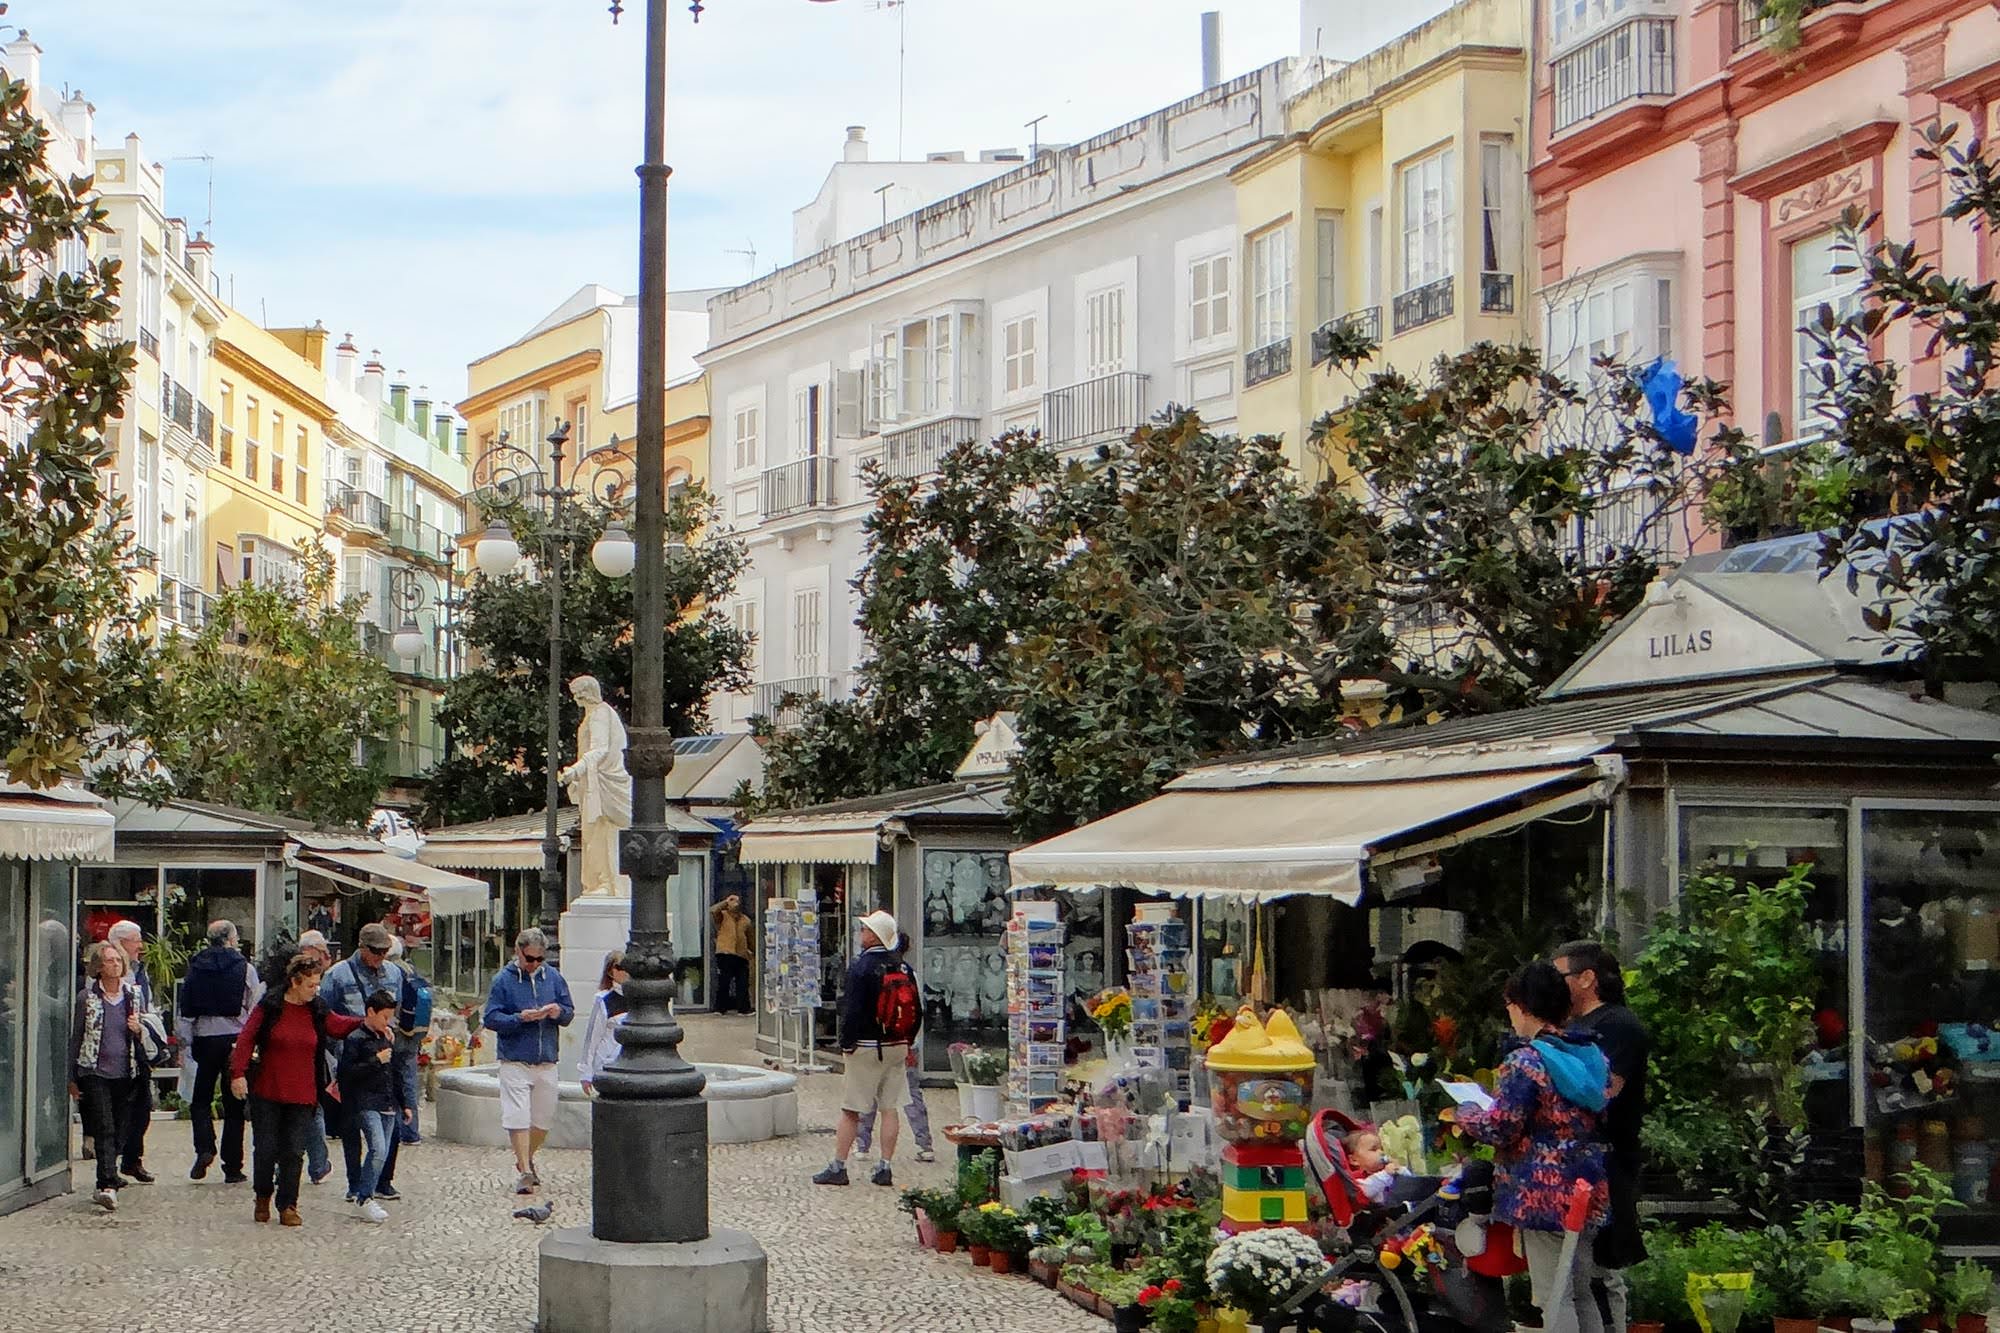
[918,849,1011,1068]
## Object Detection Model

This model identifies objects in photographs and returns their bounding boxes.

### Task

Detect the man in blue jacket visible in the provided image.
[483,927,574,1196]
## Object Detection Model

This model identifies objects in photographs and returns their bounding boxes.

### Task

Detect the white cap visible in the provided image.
[858,910,899,950]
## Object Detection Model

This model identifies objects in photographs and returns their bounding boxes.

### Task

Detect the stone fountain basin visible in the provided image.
[433,1062,799,1149]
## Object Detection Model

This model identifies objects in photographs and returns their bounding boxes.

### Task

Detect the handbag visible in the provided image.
[136,1009,171,1069]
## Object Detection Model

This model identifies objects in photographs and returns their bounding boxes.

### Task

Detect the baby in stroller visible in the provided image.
[1256,1110,1519,1333]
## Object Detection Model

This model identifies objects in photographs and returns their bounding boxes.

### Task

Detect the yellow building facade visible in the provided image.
[210,312,333,599]
[1233,0,1532,482]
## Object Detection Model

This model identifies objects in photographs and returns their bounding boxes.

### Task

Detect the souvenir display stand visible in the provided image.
[1125,903,1195,1107]
[1005,901,1067,1109]
[762,897,826,1073]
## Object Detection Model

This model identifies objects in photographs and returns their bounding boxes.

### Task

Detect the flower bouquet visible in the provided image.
[1088,987,1134,1042]
[1205,1228,1330,1321]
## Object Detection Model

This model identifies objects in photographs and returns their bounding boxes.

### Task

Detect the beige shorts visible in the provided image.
[840,1044,912,1116]
[498,1061,559,1132]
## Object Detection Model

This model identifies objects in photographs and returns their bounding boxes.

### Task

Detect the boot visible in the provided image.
[254,1195,272,1223]
[279,1206,303,1227]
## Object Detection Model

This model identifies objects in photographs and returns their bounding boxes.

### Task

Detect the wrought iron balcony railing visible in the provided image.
[389,512,453,564]
[1245,338,1294,388]
[1392,275,1455,336]
[331,484,390,532]
[752,675,841,728]
[758,456,837,519]
[880,414,981,479]
[1480,271,1516,315]
[1041,372,1148,447]
[1312,305,1385,365]
[1552,16,1676,131]
[138,328,160,360]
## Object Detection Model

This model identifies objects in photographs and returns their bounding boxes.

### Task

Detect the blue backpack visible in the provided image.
[398,970,434,1040]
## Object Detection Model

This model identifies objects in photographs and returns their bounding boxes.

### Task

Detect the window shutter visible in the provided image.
[834,368,864,438]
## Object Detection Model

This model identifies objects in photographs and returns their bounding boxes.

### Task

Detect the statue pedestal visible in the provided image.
[539,1225,767,1333]
[560,896,631,1071]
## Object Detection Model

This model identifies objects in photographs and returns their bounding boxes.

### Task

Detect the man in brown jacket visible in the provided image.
[710,895,754,1014]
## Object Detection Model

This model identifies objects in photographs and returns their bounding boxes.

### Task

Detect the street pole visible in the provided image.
[541,423,569,975]
[590,0,708,1245]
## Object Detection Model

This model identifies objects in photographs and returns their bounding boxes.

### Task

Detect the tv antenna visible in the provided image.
[1026,114,1048,161]
[873,181,895,229]
[171,154,216,235]
[724,239,758,280]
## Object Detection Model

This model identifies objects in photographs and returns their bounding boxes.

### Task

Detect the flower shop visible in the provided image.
[911,568,2000,1327]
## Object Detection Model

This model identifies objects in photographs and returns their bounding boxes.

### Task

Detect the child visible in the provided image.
[1344,1127,1409,1204]
[337,988,408,1223]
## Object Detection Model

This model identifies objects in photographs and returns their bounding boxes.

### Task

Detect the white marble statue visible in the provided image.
[557,675,632,898]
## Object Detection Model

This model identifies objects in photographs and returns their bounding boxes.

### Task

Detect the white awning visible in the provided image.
[737,818,883,866]
[1008,764,1602,904]
[0,790,115,863]
[295,847,492,915]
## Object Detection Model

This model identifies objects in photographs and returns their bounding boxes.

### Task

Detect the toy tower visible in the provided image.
[1205,1007,1316,1234]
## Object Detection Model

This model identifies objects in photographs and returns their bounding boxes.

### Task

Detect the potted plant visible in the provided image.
[1757,1223,1832,1333]
[1028,1241,1068,1287]
[958,1204,994,1267]
[1815,1263,1923,1333]
[1936,1261,1994,1333]
[949,1044,1006,1123]
[1139,1280,1202,1333]
[898,1186,955,1249]
[978,1202,1028,1274]
[1627,1235,1696,1333]
[1205,1228,1330,1330]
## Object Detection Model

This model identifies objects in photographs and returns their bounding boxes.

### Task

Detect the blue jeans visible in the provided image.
[307,1105,330,1179]
[353,1109,396,1203]
[394,1050,421,1143]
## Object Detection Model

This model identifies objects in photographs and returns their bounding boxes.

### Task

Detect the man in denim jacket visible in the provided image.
[482,928,574,1195]
[320,922,408,1202]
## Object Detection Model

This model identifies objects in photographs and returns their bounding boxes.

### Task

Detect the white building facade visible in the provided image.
[701,64,1298,730]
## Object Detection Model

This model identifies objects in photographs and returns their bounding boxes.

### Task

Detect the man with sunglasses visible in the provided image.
[322,922,410,1203]
[483,927,574,1196]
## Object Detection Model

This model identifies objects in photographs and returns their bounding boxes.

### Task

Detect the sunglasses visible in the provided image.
[521,952,545,963]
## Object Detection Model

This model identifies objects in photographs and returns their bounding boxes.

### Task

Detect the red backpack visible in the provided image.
[874,959,921,1044]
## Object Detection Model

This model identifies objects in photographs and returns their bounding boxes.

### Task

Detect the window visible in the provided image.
[1549,0,1660,52]
[791,587,823,679]
[1084,286,1127,377]
[732,401,761,472]
[138,254,160,343]
[1792,228,1864,438]
[567,395,589,451]
[1400,148,1456,291]
[243,396,260,480]
[217,384,234,468]
[270,411,286,493]
[1002,314,1039,397]
[731,598,760,678]
[1367,205,1386,308]
[869,329,898,425]
[892,310,979,418]
[181,504,197,585]
[295,426,309,503]
[1249,226,1293,350]
[1190,253,1233,344]
[1480,137,1514,278]
[792,383,823,461]
[134,437,155,554]
[1542,256,1679,464]
[1315,216,1341,326]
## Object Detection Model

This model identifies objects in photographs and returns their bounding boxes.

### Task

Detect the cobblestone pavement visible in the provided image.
[0,1015,1102,1333]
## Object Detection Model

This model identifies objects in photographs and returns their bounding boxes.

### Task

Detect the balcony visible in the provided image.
[1244,338,1294,389]
[389,512,453,564]
[752,675,840,728]
[164,377,194,432]
[194,403,214,450]
[1392,276,1455,335]
[330,483,390,533]
[1313,307,1384,365]
[1552,16,1676,132]
[1042,372,1148,448]
[1480,271,1516,315]
[156,575,182,627]
[138,328,159,361]
[758,456,836,520]
[880,414,981,480]
[1735,0,1841,48]
[177,582,214,631]
[1570,479,1679,562]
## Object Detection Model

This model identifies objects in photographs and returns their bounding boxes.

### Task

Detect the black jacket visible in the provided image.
[337,1025,404,1115]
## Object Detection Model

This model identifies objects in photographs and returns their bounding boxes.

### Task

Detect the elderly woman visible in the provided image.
[1455,961,1612,1333]
[230,952,361,1227]
[69,940,148,1211]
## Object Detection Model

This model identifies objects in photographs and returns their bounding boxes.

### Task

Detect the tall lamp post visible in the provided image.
[467,425,637,976]
[537,1,768,1328]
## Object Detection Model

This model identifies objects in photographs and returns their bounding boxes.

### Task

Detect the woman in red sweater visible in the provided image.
[230,951,359,1226]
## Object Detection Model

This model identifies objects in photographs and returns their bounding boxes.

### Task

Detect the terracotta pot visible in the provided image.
[1826,1319,1853,1332]
[1955,1318,1987,1333]
[1030,1259,1058,1287]
[936,1231,959,1254]
[969,1243,991,1267]
[1775,1317,1819,1333]
[1630,1323,1667,1333]
[990,1250,1015,1276]
[1919,1317,1942,1333]
[914,1210,939,1249]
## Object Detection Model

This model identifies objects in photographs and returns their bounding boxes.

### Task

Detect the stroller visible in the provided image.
[1258,1109,1524,1333]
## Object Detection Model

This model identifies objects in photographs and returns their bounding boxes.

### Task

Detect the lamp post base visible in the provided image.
[537,1224,768,1333]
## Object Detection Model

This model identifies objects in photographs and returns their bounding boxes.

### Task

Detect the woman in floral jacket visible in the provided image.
[1456,961,1611,1333]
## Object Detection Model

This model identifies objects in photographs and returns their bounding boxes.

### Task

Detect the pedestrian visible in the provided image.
[231,951,360,1227]
[386,937,432,1145]
[293,929,335,1186]
[176,919,263,1185]
[307,902,334,939]
[482,927,574,1195]
[105,920,158,1185]
[1556,940,1652,1333]
[710,894,754,1014]
[577,951,629,1092]
[320,922,408,1203]
[69,940,147,1211]
[337,988,410,1224]
[812,910,921,1188]
[853,931,934,1163]
[1455,961,1611,1333]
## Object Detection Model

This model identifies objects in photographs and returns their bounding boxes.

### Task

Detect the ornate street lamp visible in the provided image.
[466,424,637,975]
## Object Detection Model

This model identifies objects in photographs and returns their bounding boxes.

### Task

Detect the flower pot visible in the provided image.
[968,1243,991,1267]
[914,1209,939,1249]
[936,1230,959,1254]
[990,1250,1015,1275]
[1775,1318,1818,1333]
[1030,1259,1058,1287]
[1825,1321,1852,1333]
[1955,1317,1988,1333]
[1630,1323,1667,1333]
[1112,1304,1148,1333]
[1213,1311,1252,1333]
[957,1082,1003,1123]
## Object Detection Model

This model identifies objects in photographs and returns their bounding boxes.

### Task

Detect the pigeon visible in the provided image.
[513,1201,554,1224]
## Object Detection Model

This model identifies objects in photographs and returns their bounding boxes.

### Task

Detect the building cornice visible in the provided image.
[456,348,603,419]
[213,339,340,421]
[1298,43,1528,155]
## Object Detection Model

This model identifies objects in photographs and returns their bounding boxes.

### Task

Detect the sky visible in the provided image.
[18,1,1439,404]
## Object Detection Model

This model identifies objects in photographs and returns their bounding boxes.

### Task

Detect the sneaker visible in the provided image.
[870,1161,893,1187]
[122,1166,154,1185]
[359,1200,388,1224]
[810,1161,850,1186]
[91,1188,117,1212]
[279,1207,303,1227]
[190,1153,214,1181]
[308,1166,330,1186]
[515,1172,537,1196]
[525,1166,540,1188]
[851,1145,872,1161]
[916,1148,936,1164]
[222,1171,248,1185]
[373,1184,400,1201]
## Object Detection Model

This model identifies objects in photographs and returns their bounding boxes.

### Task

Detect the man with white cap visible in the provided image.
[812,909,921,1188]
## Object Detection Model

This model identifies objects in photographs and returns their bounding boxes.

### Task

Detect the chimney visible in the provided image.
[296,319,329,370]
[843,125,868,163]
[389,380,409,423]
[412,388,431,435]
[434,412,453,452]
[57,90,94,149]
[333,333,358,389]
[1201,11,1223,90]
[455,426,469,458]
[360,351,385,408]
[3,33,43,106]
[185,231,214,288]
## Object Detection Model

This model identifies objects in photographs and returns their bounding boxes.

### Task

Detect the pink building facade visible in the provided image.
[1533,0,2000,494]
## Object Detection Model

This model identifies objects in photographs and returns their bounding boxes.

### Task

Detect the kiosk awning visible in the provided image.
[737,817,886,866]
[295,847,492,915]
[0,784,114,863]
[738,781,1011,866]
[1009,763,1604,904]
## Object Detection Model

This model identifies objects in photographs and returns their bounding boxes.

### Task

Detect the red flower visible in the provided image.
[1137,1286,1163,1306]
[1432,1015,1460,1051]
[1164,1279,1182,1294]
